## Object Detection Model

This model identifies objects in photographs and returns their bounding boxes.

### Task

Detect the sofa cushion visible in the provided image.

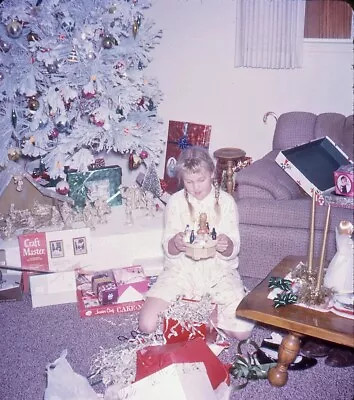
[237,197,353,231]
[313,114,353,161]
[236,152,305,200]
[273,112,352,161]
[272,112,317,150]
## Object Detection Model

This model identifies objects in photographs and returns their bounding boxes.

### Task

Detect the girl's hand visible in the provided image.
[168,232,187,255]
[216,234,233,256]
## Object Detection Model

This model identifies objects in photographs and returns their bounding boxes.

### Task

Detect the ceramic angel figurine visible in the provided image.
[145,191,155,217]
[323,220,354,294]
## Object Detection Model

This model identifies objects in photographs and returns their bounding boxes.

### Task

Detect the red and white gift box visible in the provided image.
[135,337,230,390]
[110,362,219,400]
[276,136,352,203]
[113,265,149,302]
[163,120,212,194]
[76,265,148,318]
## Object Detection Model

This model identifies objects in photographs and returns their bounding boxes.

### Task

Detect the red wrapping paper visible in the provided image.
[162,298,218,344]
[135,337,229,390]
[163,121,212,194]
[163,318,208,344]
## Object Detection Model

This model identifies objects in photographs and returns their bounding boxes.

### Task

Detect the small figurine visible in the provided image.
[197,213,208,235]
[125,197,133,226]
[323,220,353,294]
[211,227,217,240]
[94,198,111,223]
[13,175,24,192]
[145,191,155,217]
[83,203,97,230]
[51,206,62,226]
[189,230,195,244]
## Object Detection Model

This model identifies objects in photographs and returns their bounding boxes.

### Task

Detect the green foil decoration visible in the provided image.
[273,291,298,309]
[268,276,292,291]
[66,166,122,208]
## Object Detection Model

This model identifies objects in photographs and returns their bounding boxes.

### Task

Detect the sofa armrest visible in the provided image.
[235,156,305,201]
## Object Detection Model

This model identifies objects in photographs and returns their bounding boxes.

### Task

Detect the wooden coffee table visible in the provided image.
[236,256,354,387]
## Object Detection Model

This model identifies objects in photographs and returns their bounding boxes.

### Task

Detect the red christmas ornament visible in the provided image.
[55,180,70,195]
[82,89,96,99]
[41,171,50,181]
[49,128,59,140]
[160,179,168,193]
[139,150,148,159]
[90,115,104,127]
[128,152,142,170]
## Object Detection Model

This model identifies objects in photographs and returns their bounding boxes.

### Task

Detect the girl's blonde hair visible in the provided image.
[175,146,220,220]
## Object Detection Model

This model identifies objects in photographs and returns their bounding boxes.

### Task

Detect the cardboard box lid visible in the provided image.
[276,136,352,194]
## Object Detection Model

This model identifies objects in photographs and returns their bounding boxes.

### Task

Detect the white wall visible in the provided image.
[118,0,353,186]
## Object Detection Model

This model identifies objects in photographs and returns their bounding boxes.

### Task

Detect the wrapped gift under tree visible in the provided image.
[163,121,212,194]
[66,165,122,208]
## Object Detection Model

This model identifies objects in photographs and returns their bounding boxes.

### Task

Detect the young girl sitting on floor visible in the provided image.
[138,146,254,339]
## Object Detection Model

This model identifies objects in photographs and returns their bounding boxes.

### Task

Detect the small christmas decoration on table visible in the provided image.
[267,196,353,318]
[323,220,353,295]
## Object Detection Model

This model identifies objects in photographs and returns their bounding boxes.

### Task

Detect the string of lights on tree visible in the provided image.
[0,0,164,179]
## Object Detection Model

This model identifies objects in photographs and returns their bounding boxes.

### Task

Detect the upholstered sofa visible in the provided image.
[235,112,353,280]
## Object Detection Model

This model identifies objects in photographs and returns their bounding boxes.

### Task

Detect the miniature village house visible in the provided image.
[0,161,73,215]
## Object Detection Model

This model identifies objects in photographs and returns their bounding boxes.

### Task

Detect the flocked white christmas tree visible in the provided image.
[0,0,164,178]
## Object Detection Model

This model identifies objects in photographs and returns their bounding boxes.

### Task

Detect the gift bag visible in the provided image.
[44,349,99,400]
[135,337,229,390]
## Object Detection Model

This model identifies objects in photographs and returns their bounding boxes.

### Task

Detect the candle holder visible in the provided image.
[291,192,334,307]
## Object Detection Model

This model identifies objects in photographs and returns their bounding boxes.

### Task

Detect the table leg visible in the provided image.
[268,331,302,387]
[215,159,224,186]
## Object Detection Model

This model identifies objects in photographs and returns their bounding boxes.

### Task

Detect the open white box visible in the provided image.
[276,136,352,203]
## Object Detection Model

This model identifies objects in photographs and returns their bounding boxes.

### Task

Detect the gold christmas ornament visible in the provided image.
[6,19,23,39]
[0,38,11,53]
[132,21,138,39]
[28,97,40,111]
[8,147,22,161]
[102,36,113,49]
[108,3,117,14]
[27,31,40,42]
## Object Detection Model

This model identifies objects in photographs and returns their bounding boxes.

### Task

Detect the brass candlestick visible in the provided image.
[307,190,316,275]
[315,205,331,292]
[293,199,333,307]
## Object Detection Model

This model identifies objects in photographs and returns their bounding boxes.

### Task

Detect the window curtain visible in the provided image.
[234,0,306,69]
